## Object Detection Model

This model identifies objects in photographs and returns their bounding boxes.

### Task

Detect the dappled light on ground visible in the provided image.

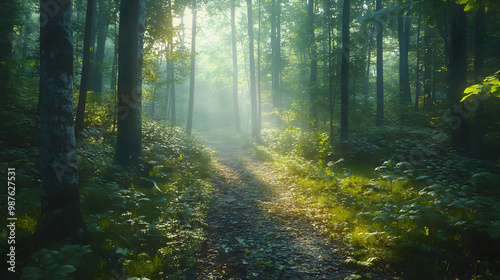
[194,137,391,279]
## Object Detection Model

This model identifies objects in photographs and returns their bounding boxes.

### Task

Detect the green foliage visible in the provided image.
[263,127,329,161]
[461,71,500,102]
[21,245,91,280]
[1,112,213,279]
[261,125,500,279]
[77,120,213,279]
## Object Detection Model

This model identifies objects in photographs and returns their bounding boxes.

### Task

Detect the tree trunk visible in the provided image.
[187,0,197,136]
[449,3,469,152]
[93,1,109,97]
[75,0,95,136]
[276,1,281,110]
[415,14,421,110]
[0,0,15,105]
[423,25,432,109]
[137,0,145,139]
[115,0,142,165]
[474,5,485,158]
[151,86,156,118]
[169,62,176,122]
[398,15,411,106]
[231,0,241,131]
[21,14,31,61]
[110,25,118,133]
[308,0,318,129]
[38,0,88,246]
[340,0,350,142]
[375,0,384,126]
[327,0,334,142]
[168,0,176,122]
[364,25,374,97]
[88,2,98,91]
[271,0,281,110]
[110,25,118,94]
[257,0,262,127]
[247,0,260,139]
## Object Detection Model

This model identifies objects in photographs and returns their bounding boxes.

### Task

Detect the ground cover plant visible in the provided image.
[259,126,500,280]
[0,107,213,279]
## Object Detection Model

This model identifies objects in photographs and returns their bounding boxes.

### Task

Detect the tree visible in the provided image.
[340,0,350,142]
[423,23,432,109]
[92,0,109,97]
[398,14,411,106]
[231,0,241,131]
[75,0,95,136]
[308,0,318,129]
[37,0,88,245]
[271,0,281,110]
[110,24,118,133]
[166,0,176,122]
[473,5,485,157]
[375,0,384,126]
[0,0,17,104]
[115,0,143,165]
[247,0,260,138]
[449,3,469,152]
[327,0,334,142]
[187,0,197,136]
[414,13,422,110]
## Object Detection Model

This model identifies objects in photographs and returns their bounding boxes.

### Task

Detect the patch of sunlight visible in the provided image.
[340,175,371,196]
[17,212,39,234]
[329,206,354,223]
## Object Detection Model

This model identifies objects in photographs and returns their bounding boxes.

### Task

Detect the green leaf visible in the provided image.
[115,247,129,256]
[20,267,43,280]
[56,265,77,275]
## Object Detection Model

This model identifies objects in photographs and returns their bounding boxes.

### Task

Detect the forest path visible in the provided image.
[193,134,364,279]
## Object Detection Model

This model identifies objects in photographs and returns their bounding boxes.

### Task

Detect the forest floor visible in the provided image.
[192,134,392,280]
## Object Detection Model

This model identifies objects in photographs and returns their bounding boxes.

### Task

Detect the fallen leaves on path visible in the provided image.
[193,139,377,280]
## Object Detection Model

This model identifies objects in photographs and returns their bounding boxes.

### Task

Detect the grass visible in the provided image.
[256,127,500,280]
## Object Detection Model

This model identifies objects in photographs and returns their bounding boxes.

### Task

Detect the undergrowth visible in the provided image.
[260,127,500,280]
[0,115,214,279]
[75,121,213,279]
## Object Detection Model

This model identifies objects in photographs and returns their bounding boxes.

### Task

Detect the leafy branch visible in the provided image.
[461,70,500,103]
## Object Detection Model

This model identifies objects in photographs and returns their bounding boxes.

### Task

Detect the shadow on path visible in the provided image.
[193,138,359,279]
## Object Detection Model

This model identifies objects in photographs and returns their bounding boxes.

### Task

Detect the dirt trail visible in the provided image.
[193,138,372,279]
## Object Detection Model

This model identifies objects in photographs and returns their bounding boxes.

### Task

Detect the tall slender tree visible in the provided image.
[474,5,485,157]
[423,24,432,109]
[93,0,109,97]
[38,0,88,245]
[167,0,176,122]
[231,0,241,131]
[0,0,17,103]
[271,0,281,110]
[327,0,334,142]
[115,0,142,165]
[375,0,384,126]
[308,0,318,129]
[398,15,411,105]
[414,13,422,110]
[110,24,118,133]
[247,0,260,138]
[187,0,197,136]
[449,3,469,152]
[75,0,95,136]
[257,0,262,127]
[340,0,350,141]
